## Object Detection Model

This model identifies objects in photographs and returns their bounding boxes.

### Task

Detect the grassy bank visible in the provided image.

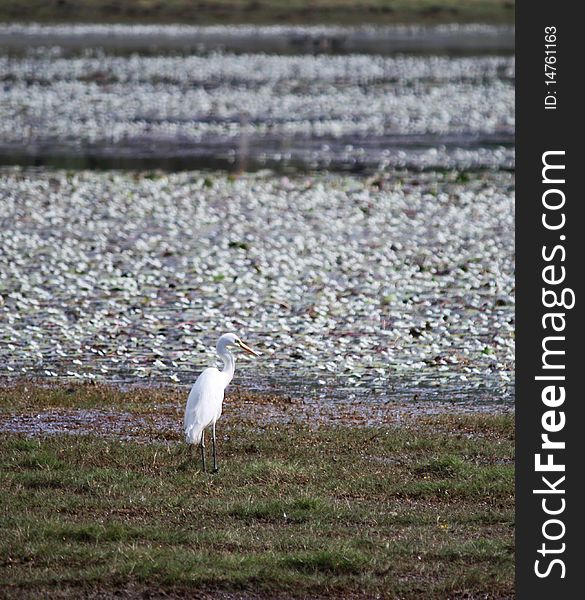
[0,384,514,598]
[0,0,514,26]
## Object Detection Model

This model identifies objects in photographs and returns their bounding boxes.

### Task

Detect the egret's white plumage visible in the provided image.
[184,332,259,472]
[184,368,227,445]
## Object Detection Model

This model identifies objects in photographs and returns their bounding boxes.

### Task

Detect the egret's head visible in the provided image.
[217,332,261,356]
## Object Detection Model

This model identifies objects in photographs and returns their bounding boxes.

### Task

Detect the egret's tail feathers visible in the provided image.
[184,423,204,445]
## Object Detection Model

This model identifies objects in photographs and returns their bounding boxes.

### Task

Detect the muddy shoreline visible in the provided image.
[0,381,514,441]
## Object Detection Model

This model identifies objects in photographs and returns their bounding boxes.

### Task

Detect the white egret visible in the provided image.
[184,332,260,472]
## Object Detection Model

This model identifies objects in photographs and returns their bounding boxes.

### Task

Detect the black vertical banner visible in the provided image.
[516,1,582,597]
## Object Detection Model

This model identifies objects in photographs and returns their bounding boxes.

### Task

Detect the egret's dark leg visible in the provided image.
[212,422,219,473]
[200,430,206,473]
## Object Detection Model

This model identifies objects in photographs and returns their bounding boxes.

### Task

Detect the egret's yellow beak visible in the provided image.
[237,339,261,356]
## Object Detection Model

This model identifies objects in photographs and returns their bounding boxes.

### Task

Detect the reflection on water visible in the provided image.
[0,23,515,57]
[0,132,514,175]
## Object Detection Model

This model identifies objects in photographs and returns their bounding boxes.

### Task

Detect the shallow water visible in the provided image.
[0,25,514,409]
[0,25,514,173]
[0,169,514,406]
[0,23,515,56]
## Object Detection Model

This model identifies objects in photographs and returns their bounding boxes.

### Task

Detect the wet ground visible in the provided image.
[0,383,513,440]
[0,399,513,440]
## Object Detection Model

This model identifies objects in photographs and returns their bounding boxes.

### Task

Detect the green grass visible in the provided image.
[0,0,515,26]
[0,385,514,598]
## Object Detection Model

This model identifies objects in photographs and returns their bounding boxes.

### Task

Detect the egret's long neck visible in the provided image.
[219,347,235,385]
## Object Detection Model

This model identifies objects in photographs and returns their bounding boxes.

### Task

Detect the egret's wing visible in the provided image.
[184,368,225,441]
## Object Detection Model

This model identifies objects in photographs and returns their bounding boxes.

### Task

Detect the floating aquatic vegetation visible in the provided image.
[0,168,514,405]
[0,50,514,171]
